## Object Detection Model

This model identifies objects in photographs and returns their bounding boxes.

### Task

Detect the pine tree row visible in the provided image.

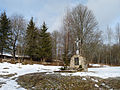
[25,17,52,61]
[0,12,52,61]
[0,12,11,55]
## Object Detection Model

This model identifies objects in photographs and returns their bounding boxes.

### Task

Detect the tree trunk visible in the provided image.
[0,47,3,55]
[13,39,16,60]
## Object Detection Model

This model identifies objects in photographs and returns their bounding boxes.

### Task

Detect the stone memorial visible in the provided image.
[70,38,88,71]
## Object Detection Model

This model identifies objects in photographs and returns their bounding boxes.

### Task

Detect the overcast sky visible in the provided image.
[0,0,120,32]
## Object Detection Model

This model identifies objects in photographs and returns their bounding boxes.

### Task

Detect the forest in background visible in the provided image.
[0,4,120,65]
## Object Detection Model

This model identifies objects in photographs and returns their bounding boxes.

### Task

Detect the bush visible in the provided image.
[60,66,67,70]
[79,65,82,68]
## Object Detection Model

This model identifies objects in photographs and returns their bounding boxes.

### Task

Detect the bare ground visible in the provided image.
[16,72,120,90]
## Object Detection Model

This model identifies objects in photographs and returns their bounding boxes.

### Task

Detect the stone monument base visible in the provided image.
[70,55,88,72]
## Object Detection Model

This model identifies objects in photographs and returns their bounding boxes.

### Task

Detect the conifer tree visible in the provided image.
[39,22,52,61]
[25,17,37,60]
[0,11,11,55]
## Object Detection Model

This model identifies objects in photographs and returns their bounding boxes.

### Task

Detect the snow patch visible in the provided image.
[89,64,101,66]
[95,84,99,87]
[1,79,25,90]
[91,78,98,82]
[60,66,120,79]
[0,62,61,90]
[82,78,86,80]
[102,83,105,86]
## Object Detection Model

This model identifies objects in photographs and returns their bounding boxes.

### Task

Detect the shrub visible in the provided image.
[79,65,82,68]
[60,66,67,70]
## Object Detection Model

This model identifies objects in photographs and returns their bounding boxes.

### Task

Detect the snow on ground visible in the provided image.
[0,62,60,76]
[0,62,61,90]
[0,62,120,89]
[89,64,101,66]
[89,63,109,67]
[61,66,120,78]
[95,84,99,88]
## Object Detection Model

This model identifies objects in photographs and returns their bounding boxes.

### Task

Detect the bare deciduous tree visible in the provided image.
[106,26,112,65]
[116,23,120,45]
[64,4,98,55]
[10,15,26,60]
[63,4,100,63]
[52,31,59,60]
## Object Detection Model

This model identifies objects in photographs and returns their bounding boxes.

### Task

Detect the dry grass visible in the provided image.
[103,77,120,89]
[0,58,2,63]
[0,73,17,79]
[1,59,64,66]
[3,67,9,69]
[16,73,119,90]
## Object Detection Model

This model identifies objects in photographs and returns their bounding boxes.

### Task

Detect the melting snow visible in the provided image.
[0,62,61,90]
[61,66,120,79]
[0,62,120,89]
[89,64,101,67]
[95,84,99,87]
[91,78,98,82]
[82,78,86,80]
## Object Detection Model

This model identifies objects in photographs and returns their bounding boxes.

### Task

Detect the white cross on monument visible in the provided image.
[75,38,81,55]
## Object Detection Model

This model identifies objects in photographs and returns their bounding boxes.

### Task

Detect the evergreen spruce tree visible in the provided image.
[39,22,52,61]
[25,17,38,60]
[0,11,11,55]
